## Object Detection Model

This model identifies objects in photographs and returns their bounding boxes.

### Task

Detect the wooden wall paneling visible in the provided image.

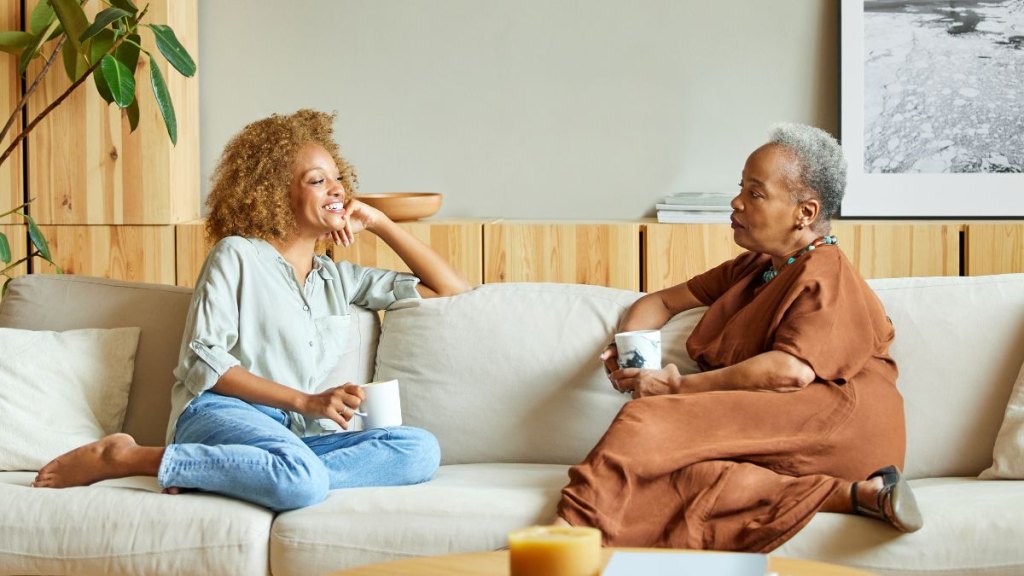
[644,223,745,292]
[333,220,485,286]
[0,225,28,283]
[34,225,175,284]
[965,223,1024,276]
[1,1,21,223]
[484,222,641,290]
[25,0,199,225]
[830,222,960,279]
[175,219,209,288]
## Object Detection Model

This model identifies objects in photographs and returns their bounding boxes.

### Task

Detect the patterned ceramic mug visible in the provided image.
[614,330,662,370]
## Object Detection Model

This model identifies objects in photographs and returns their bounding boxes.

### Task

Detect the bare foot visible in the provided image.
[32,433,163,488]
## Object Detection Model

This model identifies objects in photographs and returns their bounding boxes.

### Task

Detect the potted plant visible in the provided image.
[0,0,196,295]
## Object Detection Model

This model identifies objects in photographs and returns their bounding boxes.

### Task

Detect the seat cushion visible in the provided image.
[269,463,568,575]
[0,472,272,576]
[776,477,1024,576]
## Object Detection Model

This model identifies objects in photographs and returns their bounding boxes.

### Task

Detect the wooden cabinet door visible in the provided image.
[484,222,641,291]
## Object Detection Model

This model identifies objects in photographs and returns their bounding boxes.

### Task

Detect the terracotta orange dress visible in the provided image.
[558,246,903,552]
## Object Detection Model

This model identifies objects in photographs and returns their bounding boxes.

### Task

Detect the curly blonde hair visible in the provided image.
[206,109,358,244]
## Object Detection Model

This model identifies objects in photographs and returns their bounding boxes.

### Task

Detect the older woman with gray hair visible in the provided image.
[555,123,923,551]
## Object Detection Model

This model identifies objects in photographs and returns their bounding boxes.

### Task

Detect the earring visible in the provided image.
[797,222,805,230]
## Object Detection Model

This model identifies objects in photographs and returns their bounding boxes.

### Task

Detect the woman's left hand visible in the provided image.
[610,364,682,398]
[325,198,388,247]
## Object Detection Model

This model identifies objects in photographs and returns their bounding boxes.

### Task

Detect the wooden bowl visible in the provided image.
[358,193,442,222]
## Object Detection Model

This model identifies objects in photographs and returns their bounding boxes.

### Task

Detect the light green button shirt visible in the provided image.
[166,236,420,443]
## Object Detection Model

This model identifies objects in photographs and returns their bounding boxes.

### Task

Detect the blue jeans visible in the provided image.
[159,392,440,511]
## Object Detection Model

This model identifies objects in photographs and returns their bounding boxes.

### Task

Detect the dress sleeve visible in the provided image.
[335,260,422,311]
[771,259,889,384]
[175,239,244,396]
[686,252,762,305]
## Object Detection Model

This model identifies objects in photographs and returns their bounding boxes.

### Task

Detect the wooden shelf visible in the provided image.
[966,223,1024,276]
[34,225,176,284]
[484,221,641,291]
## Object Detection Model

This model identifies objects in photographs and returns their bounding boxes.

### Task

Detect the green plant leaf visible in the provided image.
[114,33,141,75]
[149,55,177,144]
[51,0,89,53]
[79,7,132,43]
[89,28,116,65]
[47,23,65,41]
[125,96,140,131]
[109,0,139,14]
[0,31,34,56]
[100,53,135,108]
[25,216,51,262]
[0,232,10,264]
[148,24,195,77]
[29,1,56,36]
[89,30,117,103]
[19,18,60,76]
[61,36,89,81]
[2,276,12,298]
[92,59,115,104]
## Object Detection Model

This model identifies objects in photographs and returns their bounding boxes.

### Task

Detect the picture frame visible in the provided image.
[840,0,1024,218]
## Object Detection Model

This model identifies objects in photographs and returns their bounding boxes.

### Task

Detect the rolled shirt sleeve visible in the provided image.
[174,240,245,396]
[335,259,421,311]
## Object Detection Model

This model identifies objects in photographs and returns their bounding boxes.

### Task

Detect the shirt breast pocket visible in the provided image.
[315,314,353,359]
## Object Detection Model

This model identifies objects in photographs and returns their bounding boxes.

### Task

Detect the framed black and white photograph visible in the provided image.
[840,0,1024,218]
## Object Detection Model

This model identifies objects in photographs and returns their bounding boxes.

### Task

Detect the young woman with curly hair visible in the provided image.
[32,109,471,511]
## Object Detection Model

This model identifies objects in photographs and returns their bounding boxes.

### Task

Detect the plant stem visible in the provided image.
[0,36,67,149]
[0,35,127,168]
[0,200,31,219]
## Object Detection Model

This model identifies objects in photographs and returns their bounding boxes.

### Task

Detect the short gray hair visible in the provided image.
[768,123,846,232]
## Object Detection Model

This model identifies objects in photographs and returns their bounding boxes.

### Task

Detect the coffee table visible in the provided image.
[329,548,875,575]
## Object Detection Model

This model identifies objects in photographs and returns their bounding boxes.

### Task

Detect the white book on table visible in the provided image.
[661,192,734,206]
[656,203,732,212]
[656,210,732,224]
[602,551,767,576]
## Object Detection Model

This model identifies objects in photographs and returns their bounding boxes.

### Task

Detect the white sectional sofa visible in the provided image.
[1,272,1023,575]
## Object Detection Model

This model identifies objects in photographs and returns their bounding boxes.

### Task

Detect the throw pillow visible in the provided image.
[980,360,1024,479]
[0,326,141,471]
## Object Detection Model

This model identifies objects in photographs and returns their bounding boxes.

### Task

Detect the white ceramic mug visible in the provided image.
[614,330,662,370]
[356,379,403,429]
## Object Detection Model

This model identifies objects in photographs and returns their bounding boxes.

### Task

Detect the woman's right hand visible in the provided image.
[302,383,366,429]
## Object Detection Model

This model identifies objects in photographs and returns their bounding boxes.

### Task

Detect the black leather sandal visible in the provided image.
[851,465,924,533]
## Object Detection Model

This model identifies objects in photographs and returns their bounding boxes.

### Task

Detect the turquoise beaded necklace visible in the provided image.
[762,235,837,283]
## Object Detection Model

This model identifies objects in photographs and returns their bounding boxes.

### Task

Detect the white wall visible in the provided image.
[198,0,838,220]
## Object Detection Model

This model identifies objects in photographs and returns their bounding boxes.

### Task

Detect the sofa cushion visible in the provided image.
[866,274,1024,479]
[0,275,193,448]
[777,477,1024,576]
[375,283,703,465]
[980,359,1024,479]
[0,326,140,471]
[269,463,568,575]
[0,472,272,575]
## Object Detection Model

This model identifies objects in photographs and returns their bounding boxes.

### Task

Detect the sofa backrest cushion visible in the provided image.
[375,283,703,465]
[0,275,193,447]
[379,275,1024,474]
[867,273,1024,479]
[0,274,380,447]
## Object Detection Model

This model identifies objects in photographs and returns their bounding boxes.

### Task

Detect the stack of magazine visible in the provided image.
[656,192,732,224]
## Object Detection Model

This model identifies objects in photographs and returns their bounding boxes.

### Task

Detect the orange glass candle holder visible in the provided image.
[508,526,602,576]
